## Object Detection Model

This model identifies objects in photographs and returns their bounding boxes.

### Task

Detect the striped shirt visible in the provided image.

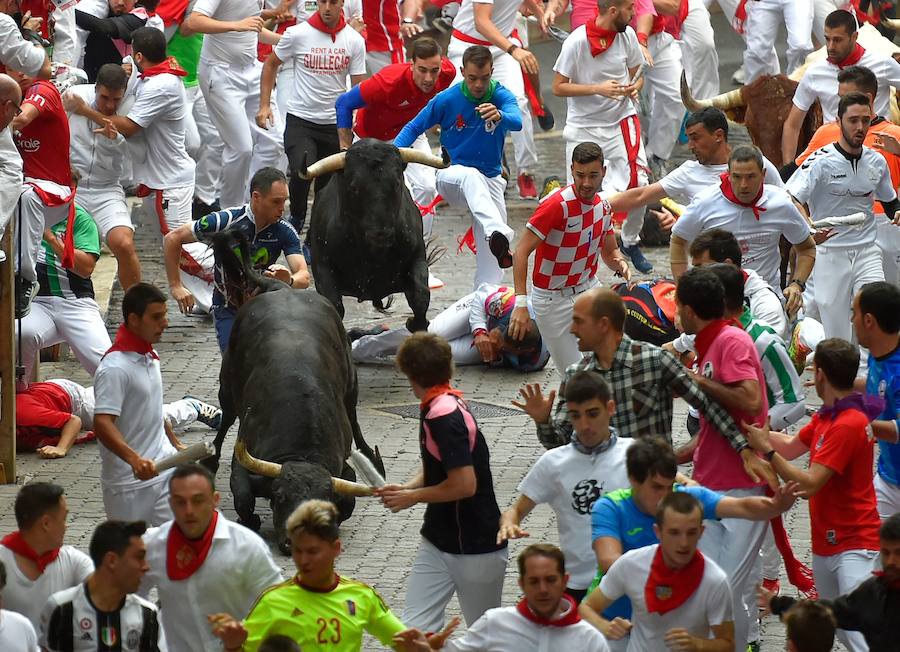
[740,309,804,410]
[37,207,100,300]
[537,334,749,451]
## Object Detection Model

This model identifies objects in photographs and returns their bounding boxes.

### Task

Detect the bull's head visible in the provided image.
[680,71,747,120]
[295,139,449,181]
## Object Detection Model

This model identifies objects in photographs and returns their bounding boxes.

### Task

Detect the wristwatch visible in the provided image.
[764,449,777,462]
[790,279,806,292]
[401,18,415,24]
[506,43,519,55]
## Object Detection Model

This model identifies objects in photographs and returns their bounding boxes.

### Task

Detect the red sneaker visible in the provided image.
[761,578,780,596]
[517,173,537,199]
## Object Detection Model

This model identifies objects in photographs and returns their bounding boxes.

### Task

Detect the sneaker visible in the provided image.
[15,276,37,319]
[746,642,760,652]
[732,65,746,85]
[537,105,555,131]
[488,231,513,268]
[517,173,537,199]
[620,243,653,274]
[761,578,781,596]
[184,395,223,430]
[347,324,388,342]
[540,176,562,200]
[428,271,444,290]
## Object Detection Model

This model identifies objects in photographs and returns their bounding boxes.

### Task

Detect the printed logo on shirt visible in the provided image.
[826,529,837,545]
[303,48,351,74]
[455,114,466,131]
[127,629,140,649]
[879,379,887,398]
[100,626,118,646]
[701,360,714,379]
[484,119,497,134]
[292,607,305,617]
[16,137,41,152]
[346,600,357,616]
[571,478,604,515]
[626,526,643,536]
[655,585,673,600]
[81,632,93,641]
[80,618,93,631]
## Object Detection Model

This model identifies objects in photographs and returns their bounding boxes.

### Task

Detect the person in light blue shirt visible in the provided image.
[395,44,521,290]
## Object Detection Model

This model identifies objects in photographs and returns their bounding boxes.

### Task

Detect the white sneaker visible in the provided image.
[731,66,746,85]
[428,272,444,290]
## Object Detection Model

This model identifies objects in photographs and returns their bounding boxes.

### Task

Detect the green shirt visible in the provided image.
[167,29,203,88]
[37,206,100,300]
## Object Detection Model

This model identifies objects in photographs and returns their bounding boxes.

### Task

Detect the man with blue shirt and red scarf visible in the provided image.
[395,44,522,290]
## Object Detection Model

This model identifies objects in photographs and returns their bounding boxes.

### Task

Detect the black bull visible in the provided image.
[204,232,385,552]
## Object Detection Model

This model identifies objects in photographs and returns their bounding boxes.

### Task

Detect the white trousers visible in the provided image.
[769,400,806,430]
[102,474,173,527]
[813,549,880,651]
[744,0,814,82]
[680,0,720,99]
[761,525,780,580]
[184,84,225,206]
[876,218,900,286]
[643,32,684,162]
[198,59,284,209]
[530,281,594,377]
[875,473,900,520]
[436,165,513,288]
[812,244,884,341]
[80,386,200,433]
[366,50,394,75]
[564,122,648,246]
[407,134,439,237]
[698,487,768,652]
[17,296,111,384]
[76,185,132,241]
[402,537,508,633]
[15,186,70,283]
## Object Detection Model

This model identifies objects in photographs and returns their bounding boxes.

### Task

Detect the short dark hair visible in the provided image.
[858,281,900,334]
[564,370,612,404]
[411,36,441,61]
[169,464,216,492]
[689,228,742,266]
[517,543,566,578]
[784,601,836,652]
[462,45,492,69]
[881,512,900,541]
[15,482,65,529]
[588,289,627,331]
[813,338,859,391]
[89,520,147,568]
[684,108,729,140]
[122,282,167,321]
[676,266,725,320]
[627,437,677,483]
[96,63,128,91]
[131,27,167,64]
[838,91,871,119]
[837,65,878,97]
[571,142,604,166]
[259,635,302,652]
[396,332,454,388]
[706,263,744,314]
[655,491,702,527]
[825,9,857,35]
[250,167,288,196]
[728,144,764,171]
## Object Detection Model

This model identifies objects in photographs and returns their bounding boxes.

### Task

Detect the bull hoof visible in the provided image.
[238,514,262,532]
[405,317,429,333]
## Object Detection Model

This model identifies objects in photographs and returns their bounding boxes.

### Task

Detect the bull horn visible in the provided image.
[398,147,450,169]
[680,71,745,112]
[234,440,282,478]
[332,477,375,497]
[296,151,347,180]
[882,17,900,30]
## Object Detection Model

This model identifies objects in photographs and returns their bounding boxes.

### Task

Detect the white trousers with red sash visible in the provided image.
[15,179,74,283]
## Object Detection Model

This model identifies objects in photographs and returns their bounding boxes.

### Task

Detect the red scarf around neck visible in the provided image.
[828,43,866,69]
[104,324,159,360]
[140,56,189,79]
[166,511,218,581]
[585,14,619,57]
[694,318,739,362]
[419,383,465,410]
[873,570,900,590]
[720,172,766,221]
[1,531,61,574]
[645,545,706,615]
[308,12,347,42]
[515,594,581,627]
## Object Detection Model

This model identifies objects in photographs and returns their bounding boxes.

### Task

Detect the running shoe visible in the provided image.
[761,578,781,596]
[540,176,562,200]
[517,173,537,199]
[428,271,444,290]
[620,243,653,274]
[183,396,223,430]
[537,105,555,131]
[489,231,513,268]
[15,276,38,319]
[732,65,746,85]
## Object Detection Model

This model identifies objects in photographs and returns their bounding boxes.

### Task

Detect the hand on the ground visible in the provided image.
[264,263,291,284]
[783,282,803,316]
[475,102,501,123]
[496,520,529,544]
[208,613,247,649]
[663,627,701,651]
[508,306,532,340]
[474,333,499,363]
[374,484,418,512]
[511,47,539,75]
[235,16,264,32]
[131,456,158,481]
[37,445,68,459]
[604,617,632,640]
[256,105,274,129]
[511,383,556,423]
[171,284,196,315]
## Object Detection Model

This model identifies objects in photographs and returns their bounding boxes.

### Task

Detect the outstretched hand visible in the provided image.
[511,383,556,424]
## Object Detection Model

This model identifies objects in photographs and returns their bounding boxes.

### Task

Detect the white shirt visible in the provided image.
[453,0,521,41]
[0,545,93,630]
[67,84,130,189]
[553,26,643,129]
[518,438,633,590]
[274,20,366,124]
[286,0,362,24]
[127,72,196,189]
[0,609,39,652]
[793,50,900,122]
[599,545,733,652]
[141,515,283,652]
[93,351,177,488]
[672,183,811,291]
[0,13,47,76]
[194,0,264,66]
[786,143,895,249]
[47,378,95,430]
[659,157,783,206]
[444,603,610,652]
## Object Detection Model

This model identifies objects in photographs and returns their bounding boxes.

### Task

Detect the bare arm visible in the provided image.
[94,414,158,480]
[183,12,263,35]
[580,588,632,640]
[350,73,366,87]
[781,105,808,166]
[670,234,689,279]
[284,253,310,289]
[473,3,539,75]
[871,420,900,443]
[694,377,763,416]
[552,71,636,99]
[256,53,282,129]
[497,494,537,543]
[592,536,623,573]
[715,482,798,521]
[163,418,184,451]
[375,467,475,512]
[69,99,142,137]
[163,223,198,314]
[608,182,667,214]
[600,231,630,279]
[11,102,39,131]
[36,415,82,459]
[42,229,96,278]
[508,227,540,340]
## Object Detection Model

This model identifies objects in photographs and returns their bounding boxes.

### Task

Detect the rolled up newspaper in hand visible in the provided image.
[810,212,867,230]
[153,442,216,474]
[347,450,386,488]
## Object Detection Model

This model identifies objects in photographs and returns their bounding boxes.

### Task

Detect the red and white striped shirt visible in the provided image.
[362,0,402,57]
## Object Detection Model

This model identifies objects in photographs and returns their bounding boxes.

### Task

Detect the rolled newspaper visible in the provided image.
[347,450,386,489]
[152,441,216,475]
[810,212,867,230]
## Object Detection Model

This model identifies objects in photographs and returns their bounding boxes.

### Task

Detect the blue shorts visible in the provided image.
[213,305,237,352]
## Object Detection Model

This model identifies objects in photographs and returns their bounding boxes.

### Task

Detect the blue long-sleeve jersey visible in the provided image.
[394,81,522,177]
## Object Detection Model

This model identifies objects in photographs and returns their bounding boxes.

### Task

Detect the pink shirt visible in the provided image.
[570,0,654,30]
[692,326,768,490]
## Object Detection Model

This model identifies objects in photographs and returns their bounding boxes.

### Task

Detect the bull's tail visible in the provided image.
[425,235,446,268]
[372,296,394,313]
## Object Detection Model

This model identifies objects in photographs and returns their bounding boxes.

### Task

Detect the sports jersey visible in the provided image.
[361,0,402,54]
[40,582,165,651]
[552,25,643,129]
[525,185,614,290]
[192,204,303,308]
[37,207,100,300]
[468,284,550,371]
[787,143,895,249]
[797,407,881,555]
[867,344,900,487]
[792,49,900,122]
[739,307,804,410]
[452,0,520,41]
[67,84,128,189]
[658,157,783,205]
[16,80,72,186]
[672,183,811,291]
[518,437,633,590]
[242,575,405,652]
[193,0,263,66]
[273,19,366,124]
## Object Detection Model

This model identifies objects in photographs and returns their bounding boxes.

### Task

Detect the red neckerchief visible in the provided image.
[104,324,159,360]
[585,15,619,57]
[419,383,465,410]
[25,181,76,269]
[0,531,61,574]
[166,511,218,581]
[515,595,581,627]
[733,0,749,34]
[139,56,189,79]
[694,318,740,361]
[308,12,347,42]
[645,546,706,615]
[872,570,900,590]
[720,172,766,221]
[828,43,866,69]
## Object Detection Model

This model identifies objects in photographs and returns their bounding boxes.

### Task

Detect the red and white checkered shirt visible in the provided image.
[526,185,614,290]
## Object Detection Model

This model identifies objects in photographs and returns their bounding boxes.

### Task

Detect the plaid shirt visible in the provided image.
[536,334,750,451]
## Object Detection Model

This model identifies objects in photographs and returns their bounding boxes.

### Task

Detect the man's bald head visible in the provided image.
[0,74,22,104]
